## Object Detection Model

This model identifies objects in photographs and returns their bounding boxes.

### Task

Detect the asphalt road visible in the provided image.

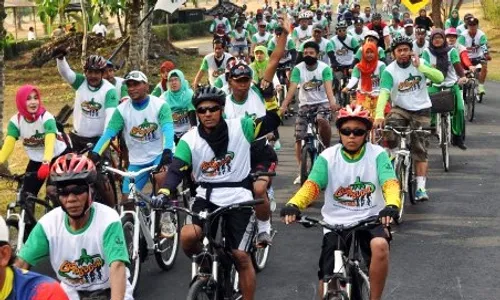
[32,81,500,300]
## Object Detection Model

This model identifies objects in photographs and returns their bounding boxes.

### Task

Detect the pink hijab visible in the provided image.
[16,85,46,122]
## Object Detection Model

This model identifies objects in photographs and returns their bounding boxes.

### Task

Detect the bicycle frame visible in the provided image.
[299,110,330,152]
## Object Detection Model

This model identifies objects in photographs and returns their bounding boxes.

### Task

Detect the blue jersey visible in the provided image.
[6,267,68,300]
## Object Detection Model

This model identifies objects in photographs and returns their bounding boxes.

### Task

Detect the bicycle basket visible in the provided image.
[430,90,455,113]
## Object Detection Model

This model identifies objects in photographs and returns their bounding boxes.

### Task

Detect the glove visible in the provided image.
[279,204,301,218]
[37,162,50,180]
[485,53,492,61]
[159,149,173,167]
[151,189,171,208]
[87,151,101,166]
[52,46,68,59]
[378,205,399,219]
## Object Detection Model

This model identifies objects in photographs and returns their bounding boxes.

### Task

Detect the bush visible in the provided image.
[152,20,212,42]
[480,0,500,26]
[5,38,51,60]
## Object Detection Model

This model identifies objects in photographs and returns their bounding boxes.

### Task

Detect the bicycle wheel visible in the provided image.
[300,145,315,186]
[154,210,180,271]
[394,159,406,222]
[251,226,272,272]
[5,218,20,253]
[441,115,450,172]
[186,278,218,300]
[351,268,370,300]
[407,161,417,204]
[466,85,476,122]
[122,215,141,293]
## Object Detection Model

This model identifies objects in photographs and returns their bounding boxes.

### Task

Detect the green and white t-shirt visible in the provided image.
[18,203,132,300]
[312,16,329,28]
[388,25,401,41]
[151,82,167,98]
[174,118,255,206]
[230,29,249,46]
[299,37,334,65]
[330,35,359,66]
[348,60,386,94]
[292,26,313,47]
[267,36,296,63]
[422,47,460,87]
[458,29,488,59]
[456,24,466,36]
[7,112,67,162]
[210,17,232,33]
[200,53,234,85]
[398,29,415,40]
[225,85,266,120]
[380,61,432,111]
[307,143,395,226]
[291,61,333,106]
[348,27,369,45]
[354,46,386,61]
[110,77,127,100]
[412,40,429,57]
[251,32,272,46]
[107,96,172,165]
[266,19,278,32]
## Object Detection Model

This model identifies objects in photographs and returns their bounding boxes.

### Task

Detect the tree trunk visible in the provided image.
[117,10,125,36]
[0,0,5,143]
[140,1,151,73]
[80,0,88,65]
[128,0,142,71]
[431,0,443,29]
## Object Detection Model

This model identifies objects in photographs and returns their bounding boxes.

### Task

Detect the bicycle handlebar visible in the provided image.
[381,126,431,136]
[0,172,38,183]
[103,165,157,179]
[298,215,380,231]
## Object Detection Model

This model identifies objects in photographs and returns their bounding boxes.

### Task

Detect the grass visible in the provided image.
[0,53,202,214]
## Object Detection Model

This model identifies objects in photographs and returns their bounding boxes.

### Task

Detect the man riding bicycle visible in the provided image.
[152,86,281,300]
[230,21,250,59]
[280,105,401,300]
[374,35,445,201]
[298,24,335,65]
[330,21,360,72]
[292,12,313,48]
[15,154,132,299]
[193,39,233,87]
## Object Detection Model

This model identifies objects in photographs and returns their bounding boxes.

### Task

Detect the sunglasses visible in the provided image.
[339,128,368,137]
[57,185,88,196]
[337,29,347,32]
[196,105,221,114]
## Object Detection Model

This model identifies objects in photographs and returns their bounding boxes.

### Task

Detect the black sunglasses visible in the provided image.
[339,128,368,137]
[196,105,221,114]
[57,185,89,196]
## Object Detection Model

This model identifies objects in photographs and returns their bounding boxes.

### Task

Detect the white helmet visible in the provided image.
[305,10,314,18]
[298,11,309,20]
[365,30,380,41]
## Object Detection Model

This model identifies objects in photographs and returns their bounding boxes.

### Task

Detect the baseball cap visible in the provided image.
[229,62,253,79]
[313,23,324,31]
[125,71,148,83]
[467,17,479,25]
[0,216,8,243]
[403,19,414,27]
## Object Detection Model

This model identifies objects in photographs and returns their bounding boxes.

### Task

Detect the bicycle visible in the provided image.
[345,88,380,143]
[103,164,180,294]
[382,126,430,222]
[276,62,294,119]
[298,215,382,300]
[463,64,482,122]
[298,109,331,186]
[429,89,455,172]
[334,67,352,107]
[1,172,53,254]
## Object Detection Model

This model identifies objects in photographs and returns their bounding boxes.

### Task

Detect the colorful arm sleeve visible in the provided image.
[376,151,401,208]
[159,103,174,150]
[0,135,16,164]
[288,155,329,209]
[418,63,445,84]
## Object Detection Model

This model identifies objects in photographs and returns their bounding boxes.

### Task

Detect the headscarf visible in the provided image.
[250,45,269,83]
[160,60,176,91]
[448,8,460,28]
[429,29,451,78]
[16,85,46,122]
[356,42,378,92]
[164,69,194,110]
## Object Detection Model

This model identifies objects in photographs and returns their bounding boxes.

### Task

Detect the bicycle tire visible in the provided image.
[251,227,272,272]
[408,161,417,204]
[394,160,406,223]
[230,265,242,298]
[466,86,475,122]
[300,145,315,186]
[186,278,218,300]
[5,218,20,253]
[154,210,180,271]
[441,116,450,172]
[352,268,370,300]
[122,215,141,294]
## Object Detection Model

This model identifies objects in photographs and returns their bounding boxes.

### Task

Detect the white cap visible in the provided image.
[0,216,8,243]
[125,70,148,83]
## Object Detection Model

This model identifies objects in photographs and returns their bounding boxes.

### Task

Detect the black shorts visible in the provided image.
[317,224,391,280]
[250,143,278,173]
[191,198,256,252]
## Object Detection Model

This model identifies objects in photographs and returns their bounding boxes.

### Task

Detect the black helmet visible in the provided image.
[336,20,348,30]
[229,62,253,79]
[192,86,226,108]
[372,12,382,20]
[83,55,107,71]
[391,35,413,51]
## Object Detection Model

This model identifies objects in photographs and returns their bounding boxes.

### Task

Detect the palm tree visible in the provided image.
[128,0,142,70]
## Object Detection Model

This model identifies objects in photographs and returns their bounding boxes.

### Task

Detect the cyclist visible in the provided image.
[103,60,127,100]
[399,19,415,40]
[348,18,369,45]
[330,21,359,74]
[320,0,333,24]
[251,46,281,90]
[298,24,335,65]
[367,13,391,51]
[445,28,475,72]
[162,69,197,143]
[360,6,372,24]
[210,11,232,34]
[374,36,445,201]
[0,216,69,299]
[445,8,463,29]
[291,12,313,48]
[15,153,132,299]
[0,85,68,225]
[336,0,349,20]
[388,16,402,41]
[389,5,402,22]
[422,29,467,150]
[456,13,473,36]
[279,41,337,184]
[353,30,387,65]
[267,26,297,68]
[414,9,434,32]
[230,21,250,60]
[151,60,176,97]
[413,26,429,57]
[280,105,401,300]
[251,20,272,55]
[214,56,237,94]
[312,10,329,36]
[264,11,278,33]
[193,39,233,87]
[213,24,231,51]
[152,86,281,300]
[458,17,491,96]
[91,71,174,204]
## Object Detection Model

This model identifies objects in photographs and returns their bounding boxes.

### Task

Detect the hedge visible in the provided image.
[152,20,212,42]
[5,38,50,60]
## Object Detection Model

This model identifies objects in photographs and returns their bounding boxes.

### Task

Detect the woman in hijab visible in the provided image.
[415,8,434,31]
[152,60,176,97]
[422,29,468,150]
[445,9,464,29]
[162,69,196,143]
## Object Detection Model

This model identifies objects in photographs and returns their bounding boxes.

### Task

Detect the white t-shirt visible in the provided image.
[412,40,429,57]
[331,35,358,66]
[291,61,333,106]
[224,86,266,120]
[200,53,234,85]
[27,31,36,40]
[348,26,369,45]
[92,23,107,36]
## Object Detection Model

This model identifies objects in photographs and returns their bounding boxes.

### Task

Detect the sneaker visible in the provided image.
[256,232,273,247]
[160,213,177,238]
[452,135,467,151]
[415,188,429,201]
[293,175,301,185]
[274,140,281,151]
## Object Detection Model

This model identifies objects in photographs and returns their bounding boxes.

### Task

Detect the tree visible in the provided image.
[36,0,59,34]
[0,0,5,144]
[81,0,88,64]
[431,0,465,28]
[127,0,142,70]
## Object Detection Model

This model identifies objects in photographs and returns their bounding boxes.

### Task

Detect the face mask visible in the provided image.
[303,55,317,66]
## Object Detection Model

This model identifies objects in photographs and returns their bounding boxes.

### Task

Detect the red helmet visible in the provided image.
[50,153,97,184]
[335,105,372,129]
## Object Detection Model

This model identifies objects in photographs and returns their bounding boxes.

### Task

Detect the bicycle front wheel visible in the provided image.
[352,268,370,300]
[466,85,476,122]
[186,278,218,300]
[154,210,180,271]
[441,115,450,172]
[122,215,141,294]
[394,159,406,223]
[252,239,271,272]
[300,145,315,186]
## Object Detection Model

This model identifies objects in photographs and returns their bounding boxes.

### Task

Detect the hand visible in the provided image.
[341,87,349,93]
[151,190,171,208]
[279,13,291,35]
[37,162,50,180]
[260,79,271,90]
[330,102,340,112]
[411,54,420,68]
[378,205,399,226]
[159,149,173,167]
[468,65,476,73]
[52,46,68,60]
[485,53,492,61]
[276,84,282,92]
[280,204,301,224]
[458,77,468,85]
[374,118,385,130]
[87,151,101,166]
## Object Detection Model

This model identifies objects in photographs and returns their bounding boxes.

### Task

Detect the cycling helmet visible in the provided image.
[192,86,226,108]
[371,12,382,20]
[336,20,348,30]
[335,105,372,130]
[391,35,413,51]
[50,153,97,185]
[445,28,458,36]
[352,17,363,25]
[235,21,244,28]
[343,11,353,21]
[229,61,253,79]
[365,30,380,40]
[83,55,107,71]
[298,11,309,20]
[106,60,114,68]
[305,10,315,18]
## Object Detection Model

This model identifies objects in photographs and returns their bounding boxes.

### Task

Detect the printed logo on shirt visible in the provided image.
[200,151,235,177]
[172,110,190,124]
[371,74,380,89]
[303,76,323,92]
[397,73,423,93]
[130,118,159,142]
[81,98,102,118]
[333,176,376,208]
[212,68,225,78]
[335,47,348,56]
[23,130,44,147]
[58,249,105,286]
